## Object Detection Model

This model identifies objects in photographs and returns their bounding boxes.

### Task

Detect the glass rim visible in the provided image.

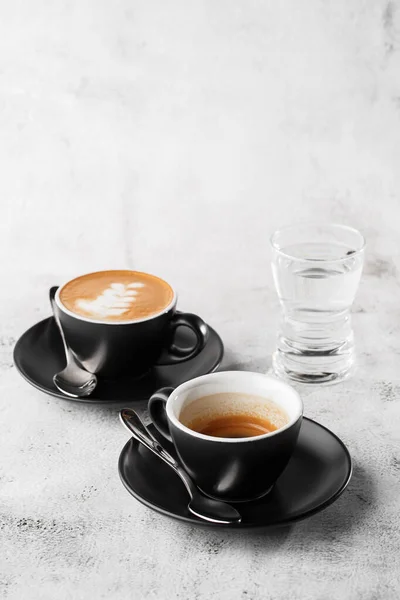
[270,223,365,263]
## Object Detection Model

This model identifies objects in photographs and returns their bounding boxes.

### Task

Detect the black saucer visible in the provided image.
[118,419,352,528]
[14,317,223,405]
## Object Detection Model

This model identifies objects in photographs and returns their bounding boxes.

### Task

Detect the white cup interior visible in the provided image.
[166,371,303,442]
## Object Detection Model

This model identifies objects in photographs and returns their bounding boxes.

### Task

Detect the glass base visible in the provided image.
[272,347,354,385]
[272,311,356,385]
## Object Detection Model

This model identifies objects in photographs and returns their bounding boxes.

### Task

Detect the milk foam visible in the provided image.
[75,282,146,318]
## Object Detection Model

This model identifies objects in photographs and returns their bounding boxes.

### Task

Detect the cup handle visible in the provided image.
[148,387,175,442]
[156,311,209,365]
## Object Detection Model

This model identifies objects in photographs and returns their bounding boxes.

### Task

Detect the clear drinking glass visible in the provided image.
[271,224,365,384]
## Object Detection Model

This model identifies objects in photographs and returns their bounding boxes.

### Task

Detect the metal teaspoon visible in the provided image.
[119,408,242,525]
[49,287,97,398]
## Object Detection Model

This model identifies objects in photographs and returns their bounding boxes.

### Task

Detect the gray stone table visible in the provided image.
[1,0,400,598]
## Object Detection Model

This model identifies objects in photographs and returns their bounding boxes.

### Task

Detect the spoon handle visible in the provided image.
[120,409,178,467]
[49,287,71,363]
[119,409,196,498]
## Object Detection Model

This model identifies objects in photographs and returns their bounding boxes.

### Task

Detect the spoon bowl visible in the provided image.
[186,493,242,524]
[53,370,98,398]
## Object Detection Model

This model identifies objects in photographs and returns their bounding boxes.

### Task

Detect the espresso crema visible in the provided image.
[59,270,174,322]
[180,392,289,438]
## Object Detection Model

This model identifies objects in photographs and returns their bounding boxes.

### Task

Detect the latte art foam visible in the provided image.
[76,282,145,318]
[59,270,174,322]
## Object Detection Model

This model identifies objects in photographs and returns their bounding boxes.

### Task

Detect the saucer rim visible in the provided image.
[13,316,224,404]
[118,417,353,529]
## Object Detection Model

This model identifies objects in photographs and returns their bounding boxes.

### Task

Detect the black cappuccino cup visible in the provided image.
[54,270,208,378]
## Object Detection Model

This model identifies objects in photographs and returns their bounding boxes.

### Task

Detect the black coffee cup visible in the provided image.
[54,272,208,378]
[149,371,303,502]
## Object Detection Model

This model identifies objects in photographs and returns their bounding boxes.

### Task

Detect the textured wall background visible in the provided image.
[1,0,400,598]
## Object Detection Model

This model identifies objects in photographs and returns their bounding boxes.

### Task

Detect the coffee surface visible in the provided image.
[180,392,289,439]
[59,270,174,322]
[189,413,279,438]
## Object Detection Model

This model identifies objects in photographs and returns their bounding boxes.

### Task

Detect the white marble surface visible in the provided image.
[1,0,400,598]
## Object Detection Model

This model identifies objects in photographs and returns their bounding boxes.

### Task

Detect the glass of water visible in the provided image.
[271,224,365,384]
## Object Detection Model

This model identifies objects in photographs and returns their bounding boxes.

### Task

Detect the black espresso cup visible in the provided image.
[54,270,208,378]
[149,371,303,502]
